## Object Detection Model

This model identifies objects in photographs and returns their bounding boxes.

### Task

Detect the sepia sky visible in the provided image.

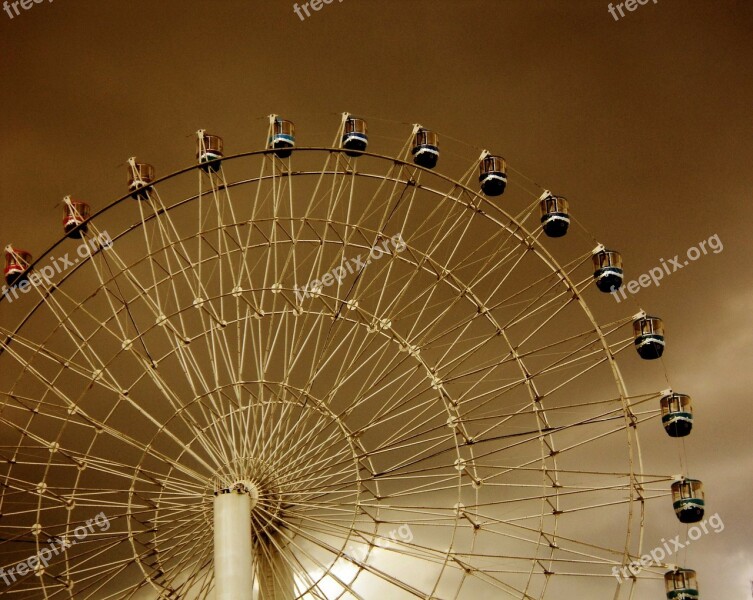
[1,0,752,597]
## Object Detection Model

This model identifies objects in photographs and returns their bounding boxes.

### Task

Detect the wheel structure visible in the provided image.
[0,114,693,599]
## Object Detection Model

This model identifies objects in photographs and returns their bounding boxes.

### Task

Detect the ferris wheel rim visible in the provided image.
[0,128,667,599]
[1,141,646,517]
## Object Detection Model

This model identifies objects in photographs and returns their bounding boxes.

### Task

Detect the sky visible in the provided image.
[1,0,752,598]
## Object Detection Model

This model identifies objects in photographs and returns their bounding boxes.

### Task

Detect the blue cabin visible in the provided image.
[661,392,693,438]
[270,118,295,158]
[665,568,699,599]
[671,478,705,524]
[479,155,507,196]
[539,193,570,238]
[592,248,623,293]
[342,116,368,156]
[633,314,665,360]
[412,128,439,169]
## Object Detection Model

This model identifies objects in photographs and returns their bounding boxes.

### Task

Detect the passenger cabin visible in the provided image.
[592,248,623,293]
[540,193,570,237]
[63,198,91,239]
[270,118,295,158]
[4,247,32,287]
[197,130,224,172]
[412,128,439,169]
[633,314,665,360]
[479,155,507,196]
[671,478,705,524]
[127,159,155,200]
[661,392,693,437]
[664,568,699,599]
[342,117,368,156]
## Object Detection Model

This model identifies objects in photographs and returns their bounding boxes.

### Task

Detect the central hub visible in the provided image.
[212,458,288,542]
[216,480,260,510]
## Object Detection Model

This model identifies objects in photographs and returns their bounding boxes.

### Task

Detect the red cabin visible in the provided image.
[127,158,155,200]
[4,247,32,287]
[63,198,91,238]
[196,130,224,172]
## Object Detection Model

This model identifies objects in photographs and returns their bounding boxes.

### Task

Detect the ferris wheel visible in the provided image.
[0,114,706,600]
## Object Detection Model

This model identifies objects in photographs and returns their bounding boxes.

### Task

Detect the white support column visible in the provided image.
[214,482,258,600]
